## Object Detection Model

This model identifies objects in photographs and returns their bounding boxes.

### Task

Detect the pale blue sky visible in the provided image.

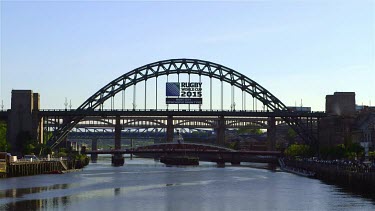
[1,0,374,111]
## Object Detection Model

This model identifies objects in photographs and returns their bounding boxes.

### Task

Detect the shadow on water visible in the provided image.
[0,196,70,211]
[234,163,279,172]
[0,184,71,211]
[0,183,70,199]
[320,180,375,203]
[114,188,120,196]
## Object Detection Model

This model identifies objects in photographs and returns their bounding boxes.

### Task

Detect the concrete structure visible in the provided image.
[326,92,355,116]
[112,115,124,166]
[91,138,98,162]
[267,117,276,150]
[7,90,43,154]
[320,92,356,147]
[320,92,375,149]
[319,116,355,147]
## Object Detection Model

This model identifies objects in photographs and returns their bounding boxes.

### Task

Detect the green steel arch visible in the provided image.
[48,58,313,149]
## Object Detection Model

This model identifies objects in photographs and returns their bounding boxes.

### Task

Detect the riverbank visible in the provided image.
[1,157,89,178]
[282,158,375,195]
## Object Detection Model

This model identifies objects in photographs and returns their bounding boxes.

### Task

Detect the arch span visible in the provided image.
[48,58,313,149]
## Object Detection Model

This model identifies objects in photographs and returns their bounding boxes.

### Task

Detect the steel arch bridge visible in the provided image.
[48,58,317,149]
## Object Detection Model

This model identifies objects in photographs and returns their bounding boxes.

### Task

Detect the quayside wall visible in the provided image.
[1,159,89,178]
[283,159,375,191]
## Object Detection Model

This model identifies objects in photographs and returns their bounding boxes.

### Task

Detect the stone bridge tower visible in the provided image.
[7,90,43,154]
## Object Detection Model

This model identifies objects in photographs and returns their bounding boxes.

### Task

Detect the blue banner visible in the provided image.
[166,82,180,96]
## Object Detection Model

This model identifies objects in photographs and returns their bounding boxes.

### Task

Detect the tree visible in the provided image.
[369,151,375,162]
[319,143,364,160]
[237,128,263,135]
[284,144,313,158]
[17,131,37,155]
[0,121,8,151]
[285,128,297,144]
[345,142,364,160]
[43,131,53,144]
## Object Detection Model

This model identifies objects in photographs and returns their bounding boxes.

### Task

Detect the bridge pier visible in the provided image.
[231,153,241,165]
[267,117,276,151]
[113,116,124,166]
[130,138,133,160]
[167,116,174,142]
[91,138,98,163]
[216,116,225,145]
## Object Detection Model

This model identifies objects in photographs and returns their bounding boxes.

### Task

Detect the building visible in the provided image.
[320,92,375,150]
[325,92,355,116]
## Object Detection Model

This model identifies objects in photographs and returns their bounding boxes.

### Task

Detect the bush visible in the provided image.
[319,143,364,160]
[57,151,67,157]
[284,144,313,158]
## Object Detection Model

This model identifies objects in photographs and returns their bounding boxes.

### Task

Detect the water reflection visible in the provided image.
[114,188,120,196]
[0,183,71,210]
[0,183,70,199]
[321,180,375,202]
[1,196,69,211]
[0,159,374,211]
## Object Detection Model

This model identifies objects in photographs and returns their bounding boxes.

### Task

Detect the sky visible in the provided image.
[1,0,374,111]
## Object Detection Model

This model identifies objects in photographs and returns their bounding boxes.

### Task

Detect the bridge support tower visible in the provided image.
[112,116,124,166]
[7,90,43,154]
[216,116,225,145]
[267,117,276,151]
[167,116,174,142]
[91,138,98,163]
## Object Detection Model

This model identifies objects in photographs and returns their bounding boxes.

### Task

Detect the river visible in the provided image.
[1,157,374,211]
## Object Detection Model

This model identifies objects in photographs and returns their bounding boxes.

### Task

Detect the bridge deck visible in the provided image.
[38,109,326,118]
[84,149,282,156]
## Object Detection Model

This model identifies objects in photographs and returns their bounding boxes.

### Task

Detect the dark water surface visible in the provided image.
[1,157,374,211]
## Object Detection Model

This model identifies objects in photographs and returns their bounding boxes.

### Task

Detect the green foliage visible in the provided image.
[0,121,8,151]
[43,131,53,144]
[237,128,263,135]
[191,131,205,135]
[226,142,238,150]
[320,144,346,160]
[32,143,52,156]
[369,151,375,161]
[319,143,364,160]
[74,153,88,162]
[275,143,285,151]
[24,143,36,155]
[284,144,313,158]
[57,151,67,157]
[16,131,36,155]
[41,146,52,156]
[346,142,364,155]
[285,128,297,143]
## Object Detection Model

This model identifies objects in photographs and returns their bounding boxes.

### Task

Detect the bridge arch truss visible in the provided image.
[48,58,317,149]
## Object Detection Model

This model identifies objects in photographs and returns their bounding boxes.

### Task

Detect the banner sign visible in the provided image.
[166,98,202,104]
[166,82,202,104]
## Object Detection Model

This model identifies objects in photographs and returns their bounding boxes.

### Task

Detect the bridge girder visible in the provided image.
[45,115,300,130]
[47,58,319,149]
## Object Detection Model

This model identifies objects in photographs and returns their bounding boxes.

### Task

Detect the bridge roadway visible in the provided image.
[37,109,326,118]
[1,109,325,150]
[83,143,282,164]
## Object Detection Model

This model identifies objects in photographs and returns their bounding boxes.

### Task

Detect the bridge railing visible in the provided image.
[39,108,325,114]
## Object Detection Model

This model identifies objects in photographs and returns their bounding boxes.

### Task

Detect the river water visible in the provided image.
[1,157,374,211]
